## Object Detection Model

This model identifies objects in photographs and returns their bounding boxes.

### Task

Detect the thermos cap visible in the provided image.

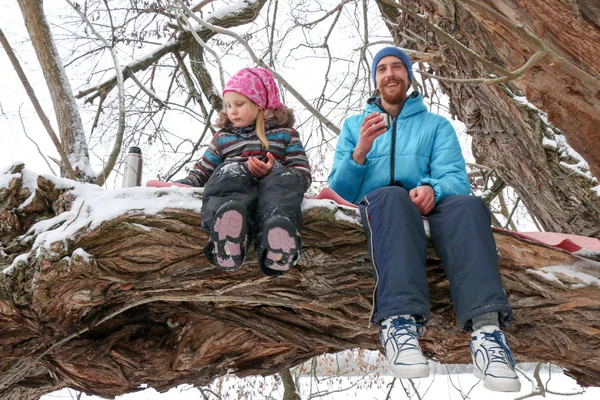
[129,146,142,154]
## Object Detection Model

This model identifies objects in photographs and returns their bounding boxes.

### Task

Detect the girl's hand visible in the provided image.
[247,152,275,178]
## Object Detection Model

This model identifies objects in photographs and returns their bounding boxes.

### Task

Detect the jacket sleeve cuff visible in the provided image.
[417,178,442,203]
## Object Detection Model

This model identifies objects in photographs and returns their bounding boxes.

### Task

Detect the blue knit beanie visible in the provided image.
[371,47,413,85]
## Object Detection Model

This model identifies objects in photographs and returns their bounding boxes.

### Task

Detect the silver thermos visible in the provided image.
[121,146,143,188]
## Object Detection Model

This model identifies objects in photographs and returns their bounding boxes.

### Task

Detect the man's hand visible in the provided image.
[353,113,388,165]
[247,152,275,178]
[410,185,435,215]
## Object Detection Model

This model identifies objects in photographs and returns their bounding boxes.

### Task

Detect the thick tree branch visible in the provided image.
[17,0,91,179]
[457,0,600,91]
[0,28,76,180]
[378,0,510,75]
[1,168,599,399]
[416,50,549,84]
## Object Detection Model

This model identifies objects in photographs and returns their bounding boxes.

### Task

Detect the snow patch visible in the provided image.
[510,92,594,182]
[1,163,22,175]
[592,185,600,197]
[542,137,557,149]
[125,39,178,69]
[3,253,29,275]
[205,0,261,22]
[0,173,19,189]
[73,248,93,263]
[301,197,338,212]
[24,185,203,251]
[531,265,600,287]
[334,210,360,224]
[526,269,564,286]
[132,223,153,232]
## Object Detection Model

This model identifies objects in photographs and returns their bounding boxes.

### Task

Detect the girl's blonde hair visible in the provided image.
[255,109,268,149]
[214,105,296,149]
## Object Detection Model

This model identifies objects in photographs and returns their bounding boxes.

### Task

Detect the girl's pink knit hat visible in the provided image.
[223,67,283,111]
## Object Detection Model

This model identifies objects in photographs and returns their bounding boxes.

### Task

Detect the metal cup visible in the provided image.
[380,112,391,128]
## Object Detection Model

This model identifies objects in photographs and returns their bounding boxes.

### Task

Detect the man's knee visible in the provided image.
[441,194,485,208]
[438,195,491,219]
[367,185,410,205]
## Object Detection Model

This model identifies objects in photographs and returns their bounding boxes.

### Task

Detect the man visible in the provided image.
[328,47,521,392]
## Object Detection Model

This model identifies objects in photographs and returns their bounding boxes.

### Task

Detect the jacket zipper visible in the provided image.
[389,117,397,186]
[384,98,406,186]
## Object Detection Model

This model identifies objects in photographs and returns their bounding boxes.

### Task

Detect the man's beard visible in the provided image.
[380,80,408,104]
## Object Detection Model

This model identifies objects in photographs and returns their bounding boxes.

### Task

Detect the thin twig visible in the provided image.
[17,106,58,176]
[384,377,396,399]
[174,0,340,135]
[416,50,548,84]
[128,71,168,107]
[67,0,126,187]
[300,0,352,27]
[267,0,279,68]
[503,197,521,230]
[409,378,423,400]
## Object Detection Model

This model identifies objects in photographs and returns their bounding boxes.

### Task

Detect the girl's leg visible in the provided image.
[201,162,257,270]
[254,167,304,275]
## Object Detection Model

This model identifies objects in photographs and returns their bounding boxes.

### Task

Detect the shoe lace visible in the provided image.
[388,317,424,352]
[482,330,517,369]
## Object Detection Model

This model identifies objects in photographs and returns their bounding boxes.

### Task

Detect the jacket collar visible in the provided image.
[366,91,425,119]
[222,119,279,135]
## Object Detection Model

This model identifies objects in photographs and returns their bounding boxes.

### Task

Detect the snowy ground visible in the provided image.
[41,369,599,400]
[40,352,599,400]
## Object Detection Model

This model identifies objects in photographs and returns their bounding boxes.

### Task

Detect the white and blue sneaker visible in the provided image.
[380,315,430,379]
[471,326,521,392]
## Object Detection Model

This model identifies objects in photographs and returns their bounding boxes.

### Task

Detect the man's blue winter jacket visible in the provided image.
[328,92,471,204]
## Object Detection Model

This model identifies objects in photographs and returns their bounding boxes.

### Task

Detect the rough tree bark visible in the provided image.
[1,165,599,399]
[377,0,600,237]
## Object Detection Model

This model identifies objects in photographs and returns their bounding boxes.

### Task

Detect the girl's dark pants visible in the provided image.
[201,162,304,251]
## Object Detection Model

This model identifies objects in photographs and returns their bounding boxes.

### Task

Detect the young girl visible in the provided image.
[176,67,312,276]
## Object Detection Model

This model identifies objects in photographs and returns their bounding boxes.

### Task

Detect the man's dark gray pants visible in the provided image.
[358,186,513,330]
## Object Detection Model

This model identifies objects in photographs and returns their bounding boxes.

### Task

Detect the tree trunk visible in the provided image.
[376,0,600,237]
[1,166,599,399]
[280,368,301,400]
[16,0,91,179]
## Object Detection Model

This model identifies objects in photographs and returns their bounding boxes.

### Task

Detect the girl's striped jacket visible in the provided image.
[182,120,312,192]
